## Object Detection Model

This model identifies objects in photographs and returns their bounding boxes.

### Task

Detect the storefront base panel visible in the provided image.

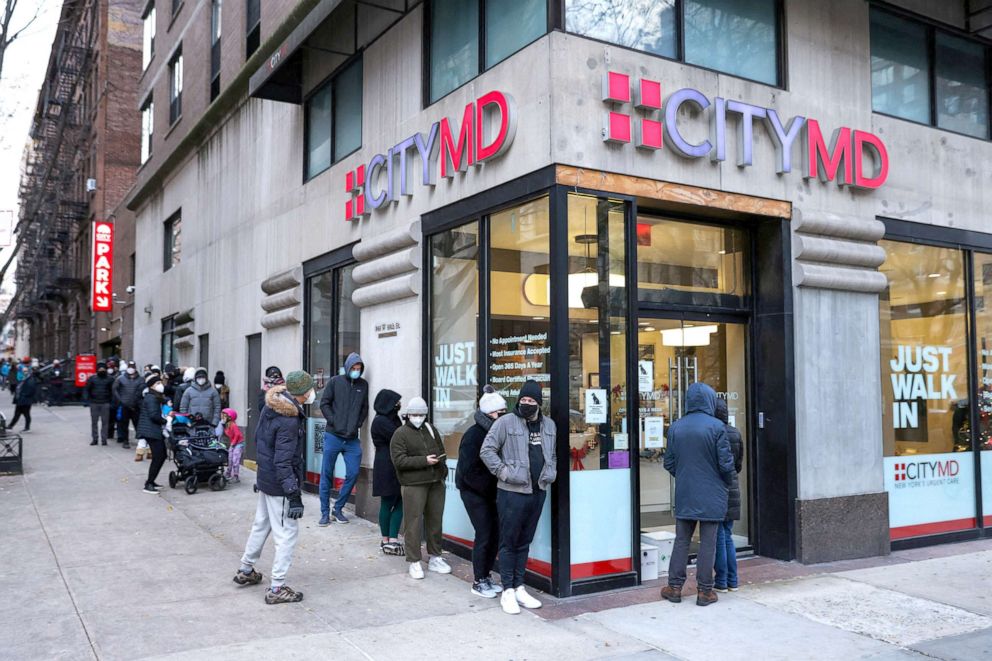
[795,492,890,564]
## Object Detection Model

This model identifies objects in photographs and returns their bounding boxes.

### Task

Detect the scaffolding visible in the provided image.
[9,0,97,346]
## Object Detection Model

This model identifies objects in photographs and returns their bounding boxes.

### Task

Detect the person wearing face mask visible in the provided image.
[371,389,404,554]
[83,361,115,446]
[259,366,285,413]
[105,359,119,439]
[113,361,144,449]
[456,386,508,598]
[390,397,451,579]
[317,352,369,526]
[480,380,557,615]
[180,367,222,427]
[138,375,170,494]
[233,370,314,605]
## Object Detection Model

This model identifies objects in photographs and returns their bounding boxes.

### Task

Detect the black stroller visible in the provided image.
[167,415,228,494]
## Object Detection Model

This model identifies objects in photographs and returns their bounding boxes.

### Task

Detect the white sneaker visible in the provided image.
[427,556,452,574]
[515,586,542,609]
[501,587,520,614]
[408,562,425,580]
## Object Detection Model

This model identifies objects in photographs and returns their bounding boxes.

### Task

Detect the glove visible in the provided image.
[287,493,304,519]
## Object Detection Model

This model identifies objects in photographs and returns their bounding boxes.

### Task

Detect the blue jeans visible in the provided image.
[714,520,738,589]
[319,432,362,517]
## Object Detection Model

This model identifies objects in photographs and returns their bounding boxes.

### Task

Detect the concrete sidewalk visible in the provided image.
[2,396,991,660]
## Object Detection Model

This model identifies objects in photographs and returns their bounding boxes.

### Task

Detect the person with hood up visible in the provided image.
[317,352,369,525]
[456,386,508,599]
[371,389,404,555]
[390,397,451,579]
[660,382,735,607]
[214,371,230,409]
[138,375,170,494]
[233,370,315,605]
[713,398,744,593]
[480,380,557,615]
[113,361,144,449]
[83,361,115,445]
[180,368,222,426]
[8,367,39,431]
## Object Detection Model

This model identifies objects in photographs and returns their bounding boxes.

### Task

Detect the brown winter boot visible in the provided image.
[696,589,718,607]
[660,585,683,603]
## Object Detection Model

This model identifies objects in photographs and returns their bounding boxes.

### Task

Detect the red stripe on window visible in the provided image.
[890,517,977,540]
[570,557,633,579]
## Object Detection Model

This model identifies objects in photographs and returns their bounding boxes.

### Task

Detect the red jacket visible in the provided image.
[226,422,244,447]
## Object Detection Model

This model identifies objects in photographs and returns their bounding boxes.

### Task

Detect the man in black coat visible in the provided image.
[9,368,39,431]
[233,370,315,605]
[48,360,65,406]
[371,389,403,554]
[456,387,508,599]
[84,362,115,445]
[317,352,369,525]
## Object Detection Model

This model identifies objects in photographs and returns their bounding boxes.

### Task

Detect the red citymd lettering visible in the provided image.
[440,103,475,178]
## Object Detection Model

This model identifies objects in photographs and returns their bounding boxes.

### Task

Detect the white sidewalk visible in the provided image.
[2,396,990,660]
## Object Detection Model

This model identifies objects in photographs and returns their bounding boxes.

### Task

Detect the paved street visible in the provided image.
[3,396,991,661]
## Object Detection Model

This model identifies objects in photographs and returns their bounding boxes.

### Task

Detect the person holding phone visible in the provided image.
[389,397,451,580]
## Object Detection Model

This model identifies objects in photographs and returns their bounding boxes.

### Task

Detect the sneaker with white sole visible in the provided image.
[427,556,452,574]
[515,586,542,609]
[408,561,425,580]
[486,577,504,593]
[471,580,498,598]
[500,587,520,614]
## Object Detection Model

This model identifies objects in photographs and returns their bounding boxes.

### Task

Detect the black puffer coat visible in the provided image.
[370,389,402,498]
[136,391,166,441]
[255,385,305,497]
[715,398,744,521]
[456,410,498,498]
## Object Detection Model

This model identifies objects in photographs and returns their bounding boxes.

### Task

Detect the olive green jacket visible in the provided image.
[389,420,448,486]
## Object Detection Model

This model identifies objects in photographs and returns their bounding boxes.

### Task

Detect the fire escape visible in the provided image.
[12,0,96,355]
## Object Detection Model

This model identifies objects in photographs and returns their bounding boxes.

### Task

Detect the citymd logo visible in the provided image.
[894,463,907,481]
[345,90,517,221]
[600,71,889,190]
[894,459,959,482]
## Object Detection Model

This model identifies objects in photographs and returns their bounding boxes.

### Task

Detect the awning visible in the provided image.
[249,0,418,104]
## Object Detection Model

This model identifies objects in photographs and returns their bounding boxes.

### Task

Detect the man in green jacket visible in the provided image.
[390,397,451,580]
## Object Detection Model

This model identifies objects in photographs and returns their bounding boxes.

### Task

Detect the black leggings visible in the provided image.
[146,438,167,485]
[10,405,31,430]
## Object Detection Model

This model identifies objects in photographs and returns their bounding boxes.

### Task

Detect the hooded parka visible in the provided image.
[370,389,402,498]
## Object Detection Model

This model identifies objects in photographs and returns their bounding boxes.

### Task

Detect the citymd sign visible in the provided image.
[90,221,114,312]
[601,71,889,189]
[345,91,517,220]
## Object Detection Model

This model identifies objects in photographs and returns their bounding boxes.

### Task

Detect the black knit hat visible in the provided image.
[518,380,543,406]
[146,375,162,389]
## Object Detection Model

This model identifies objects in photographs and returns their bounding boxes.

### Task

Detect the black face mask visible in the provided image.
[517,402,539,419]
[97,369,107,376]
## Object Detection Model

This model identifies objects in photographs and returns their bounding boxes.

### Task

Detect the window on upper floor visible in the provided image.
[211,0,222,100]
[164,211,182,271]
[142,2,155,70]
[564,0,782,87]
[305,56,363,180]
[169,47,183,124]
[428,0,548,104]
[870,6,990,140]
[140,96,154,164]
[246,0,260,59]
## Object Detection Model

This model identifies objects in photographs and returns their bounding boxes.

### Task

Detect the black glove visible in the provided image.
[287,492,304,519]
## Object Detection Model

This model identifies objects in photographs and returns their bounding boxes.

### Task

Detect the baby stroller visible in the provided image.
[167,414,229,494]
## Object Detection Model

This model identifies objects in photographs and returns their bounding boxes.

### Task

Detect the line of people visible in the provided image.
[233,355,557,614]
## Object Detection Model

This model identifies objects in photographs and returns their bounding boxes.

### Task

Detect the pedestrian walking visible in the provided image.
[317,352,368,526]
[84,361,115,445]
[660,382,735,607]
[180,368,222,426]
[456,386,508,598]
[370,389,404,555]
[222,408,245,482]
[233,371,314,605]
[9,367,39,431]
[48,359,65,406]
[390,397,450,579]
[480,380,557,614]
[113,361,144,449]
[714,397,744,594]
[139,376,170,494]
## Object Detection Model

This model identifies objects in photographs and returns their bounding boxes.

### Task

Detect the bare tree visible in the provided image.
[0,0,42,83]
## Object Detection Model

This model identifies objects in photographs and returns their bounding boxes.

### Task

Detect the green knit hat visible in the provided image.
[285,370,314,396]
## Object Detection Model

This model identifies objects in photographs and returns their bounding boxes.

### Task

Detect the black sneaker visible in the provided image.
[122,443,131,449]
[265,585,303,604]
[233,568,263,586]
[100,440,108,446]
[142,483,159,494]
[332,510,349,524]
[90,440,98,446]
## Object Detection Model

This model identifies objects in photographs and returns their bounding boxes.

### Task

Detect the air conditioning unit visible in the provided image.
[86,178,97,192]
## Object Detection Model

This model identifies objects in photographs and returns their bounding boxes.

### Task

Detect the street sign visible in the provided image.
[75,354,96,387]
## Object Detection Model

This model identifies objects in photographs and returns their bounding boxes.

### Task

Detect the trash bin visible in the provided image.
[0,433,22,475]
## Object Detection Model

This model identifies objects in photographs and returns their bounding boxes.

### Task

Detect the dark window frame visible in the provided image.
[142,1,156,70]
[246,0,261,58]
[140,94,154,164]
[163,210,181,272]
[168,46,183,124]
[303,53,364,182]
[210,0,222,101]
[161,315,177,367]
[870,3,992,142]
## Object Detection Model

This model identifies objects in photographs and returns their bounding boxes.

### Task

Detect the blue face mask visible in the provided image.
[349,369,361,380]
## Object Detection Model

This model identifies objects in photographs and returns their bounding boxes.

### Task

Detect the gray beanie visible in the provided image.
[479,391,507,414]
[405,397,429,415]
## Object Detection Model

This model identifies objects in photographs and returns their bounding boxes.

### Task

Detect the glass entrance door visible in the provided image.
[637,318,750,552]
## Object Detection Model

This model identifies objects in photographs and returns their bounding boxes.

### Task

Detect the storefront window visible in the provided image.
[879,240,976,539]
[973,253,992,525]
[566,193,633,580]
[683,0,779,86]
[636,217,748,308]
[565,0,677,60]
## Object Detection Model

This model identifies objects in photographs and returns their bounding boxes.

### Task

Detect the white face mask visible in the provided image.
[408,415,426,429]
[196,378,207,386]
[107,368,115,375]
[152,383,165,394]
[126,368,136,375]
[304,389,316,405]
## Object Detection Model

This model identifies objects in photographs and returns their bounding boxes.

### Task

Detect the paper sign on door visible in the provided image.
[644,416,665,448]
[585,389,608,424]
[638,360,654,392]
[613,432,629,450]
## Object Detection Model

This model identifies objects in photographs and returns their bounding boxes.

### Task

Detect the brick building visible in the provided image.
[13,0,143,360]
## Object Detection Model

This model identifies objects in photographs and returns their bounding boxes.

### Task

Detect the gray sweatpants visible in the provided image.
[89,403,111,442]
[667,518,719,592]
[240,492,300,589]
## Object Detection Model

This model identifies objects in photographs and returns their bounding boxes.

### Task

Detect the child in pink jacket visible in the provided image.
[222,408,245,482]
